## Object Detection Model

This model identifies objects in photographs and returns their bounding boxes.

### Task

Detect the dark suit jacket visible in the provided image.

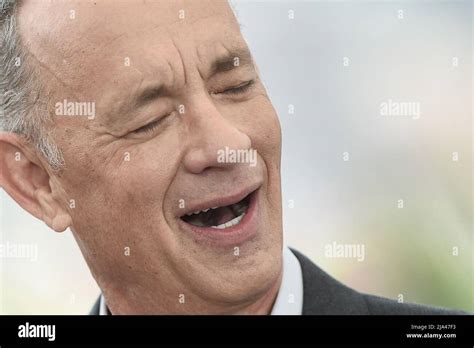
[90,248,467,315]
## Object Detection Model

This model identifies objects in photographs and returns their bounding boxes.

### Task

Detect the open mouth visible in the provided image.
[180,193,252,230]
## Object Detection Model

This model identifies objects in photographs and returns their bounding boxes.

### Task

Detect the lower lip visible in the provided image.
[178,189,260,247]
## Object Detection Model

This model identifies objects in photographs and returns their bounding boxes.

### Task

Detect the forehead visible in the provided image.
[17,0,244,102]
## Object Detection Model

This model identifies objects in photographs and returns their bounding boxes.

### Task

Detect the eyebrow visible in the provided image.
[132,48,254,109]
[209,48,254,76]
[134,84,167,108]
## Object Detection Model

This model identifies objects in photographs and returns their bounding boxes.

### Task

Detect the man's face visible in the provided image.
[19,0,283,313]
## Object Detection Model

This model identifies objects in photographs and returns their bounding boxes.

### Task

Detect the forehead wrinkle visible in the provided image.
[25,48,82,102]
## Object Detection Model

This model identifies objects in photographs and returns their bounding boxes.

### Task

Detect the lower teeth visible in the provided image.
[211,213,245,229]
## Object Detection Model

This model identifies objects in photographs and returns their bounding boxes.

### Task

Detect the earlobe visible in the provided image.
[0,132,72,233]
[52,213,72,233]
[35,188,72,232]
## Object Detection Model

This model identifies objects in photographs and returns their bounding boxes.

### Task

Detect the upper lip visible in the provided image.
[177,181,261,218]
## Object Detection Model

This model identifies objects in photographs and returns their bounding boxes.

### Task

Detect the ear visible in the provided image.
[0,132,72,232]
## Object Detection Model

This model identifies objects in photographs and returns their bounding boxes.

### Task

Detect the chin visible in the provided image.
[193,234,283,306]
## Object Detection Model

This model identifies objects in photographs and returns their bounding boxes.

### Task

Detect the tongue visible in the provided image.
[210,206,236,226]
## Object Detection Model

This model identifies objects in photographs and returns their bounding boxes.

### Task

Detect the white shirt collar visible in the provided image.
[99,288,109,315]
[99,246,303,315]
[270,246,304,315]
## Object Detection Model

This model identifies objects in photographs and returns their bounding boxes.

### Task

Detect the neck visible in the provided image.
[232,269,283,315]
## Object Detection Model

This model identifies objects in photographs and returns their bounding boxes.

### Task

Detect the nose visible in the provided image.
[183,94,252,174]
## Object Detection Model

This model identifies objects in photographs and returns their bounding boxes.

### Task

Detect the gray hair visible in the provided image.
[0,0,64,170]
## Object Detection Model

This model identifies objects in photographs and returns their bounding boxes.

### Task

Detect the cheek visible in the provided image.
[243,96,282,164]
[60,132,181,232]
[243,97,282,212]
[61,142,182,270]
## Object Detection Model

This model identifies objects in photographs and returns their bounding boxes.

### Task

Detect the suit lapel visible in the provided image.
[90,296,101,315]
[290,248,369,315]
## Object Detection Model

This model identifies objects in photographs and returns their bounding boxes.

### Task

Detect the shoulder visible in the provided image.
[289,248,469,315]
[362,294,468,315]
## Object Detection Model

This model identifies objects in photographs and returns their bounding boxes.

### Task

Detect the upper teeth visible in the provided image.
[186,207,215,216]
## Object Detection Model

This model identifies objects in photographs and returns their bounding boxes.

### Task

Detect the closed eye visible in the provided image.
[219,80,255,95]
[133,117,164,134]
